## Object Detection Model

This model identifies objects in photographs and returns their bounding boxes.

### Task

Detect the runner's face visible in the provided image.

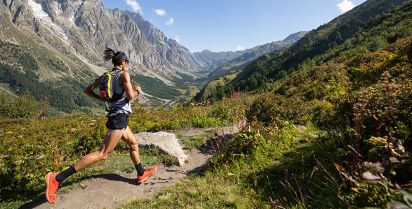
[121,60,129,71]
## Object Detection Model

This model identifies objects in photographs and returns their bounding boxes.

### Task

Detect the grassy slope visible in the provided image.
[1,1,411,208]
[195,72,239,101]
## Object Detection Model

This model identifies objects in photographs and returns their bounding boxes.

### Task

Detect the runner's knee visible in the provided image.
[98,152,109,160]
[129,143,138,152]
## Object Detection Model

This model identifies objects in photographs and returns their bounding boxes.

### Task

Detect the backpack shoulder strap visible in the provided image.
[108,70,126,102]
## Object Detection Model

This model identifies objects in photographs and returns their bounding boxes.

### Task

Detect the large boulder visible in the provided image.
[135,132,188,166]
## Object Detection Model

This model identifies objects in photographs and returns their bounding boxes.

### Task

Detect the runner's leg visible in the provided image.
[121,127,157,182]
[47,128,125,203]
[121,127,141,165]
[74,129,124,172]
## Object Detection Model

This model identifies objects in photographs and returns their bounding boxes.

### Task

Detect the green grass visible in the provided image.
[121,169,262,209]
[196,72,240,101]
[178,135,204,150]
[187,86,200,97]
[177,129,214,150]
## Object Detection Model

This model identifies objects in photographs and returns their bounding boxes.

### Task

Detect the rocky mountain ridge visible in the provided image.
[1,0,203,86]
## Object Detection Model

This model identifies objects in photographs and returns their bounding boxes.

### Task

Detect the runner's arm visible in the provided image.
[122,71,139,100]
[84,79,102,101]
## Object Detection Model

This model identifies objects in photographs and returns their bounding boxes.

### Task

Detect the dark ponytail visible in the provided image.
[104,47,115,61]
[103,47,129,66]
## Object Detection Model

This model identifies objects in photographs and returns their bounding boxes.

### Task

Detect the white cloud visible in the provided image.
[155,9,166,16]
[337,0,355,13]
[166,18,174,26]
[175,35,181,44]
[235,46,245,51]
[124,0,141,13]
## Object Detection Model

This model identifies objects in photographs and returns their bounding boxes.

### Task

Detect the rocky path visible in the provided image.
[22,123,245,209]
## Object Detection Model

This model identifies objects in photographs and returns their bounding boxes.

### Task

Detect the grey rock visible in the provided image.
[135,132,188,166]
[363,161,385,174]
[390,157,401,164]
[387,201,410,209]
[361,171,382,181]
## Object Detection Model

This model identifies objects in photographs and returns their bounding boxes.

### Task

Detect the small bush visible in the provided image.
[0,93,45,119]
[210,127,267,166]
[208,105,232,121]
[246,93,316,125]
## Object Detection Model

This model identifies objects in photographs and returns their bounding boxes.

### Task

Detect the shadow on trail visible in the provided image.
[186,163,209,176]
[19,173,136,209]
[19,196,47,209]
[96,173,137,185]
[18,129,237,208]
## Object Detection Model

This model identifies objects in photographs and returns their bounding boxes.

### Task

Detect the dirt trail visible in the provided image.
[27,148,210,209]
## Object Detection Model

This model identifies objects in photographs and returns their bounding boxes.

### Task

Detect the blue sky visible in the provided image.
[101,0,366,52]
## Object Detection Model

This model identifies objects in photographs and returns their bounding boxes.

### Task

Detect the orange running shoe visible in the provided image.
[137,166,158,184]
[45,172,61,204]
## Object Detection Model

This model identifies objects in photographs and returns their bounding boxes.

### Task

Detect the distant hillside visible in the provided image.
[193,50,244,71]
[194,31,307,73]
[195,31,307,101]
[204,0,409,101]
[208,31,307,79]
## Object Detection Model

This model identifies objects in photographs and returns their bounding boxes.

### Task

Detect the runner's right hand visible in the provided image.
[134,85,142,94]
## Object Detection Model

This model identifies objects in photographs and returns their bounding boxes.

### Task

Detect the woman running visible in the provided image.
[45,48,157,204]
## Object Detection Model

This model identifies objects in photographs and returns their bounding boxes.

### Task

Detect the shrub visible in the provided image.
[246,94,279,124]
[0,93,45,119]
[246,93,315,125]
[210,127,267,166]
[208,105,232,121]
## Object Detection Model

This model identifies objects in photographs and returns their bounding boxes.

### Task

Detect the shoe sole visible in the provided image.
[138,167,158,184]
[45,172,54,204]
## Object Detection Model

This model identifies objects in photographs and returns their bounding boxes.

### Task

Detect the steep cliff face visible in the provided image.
[1,0,203,85]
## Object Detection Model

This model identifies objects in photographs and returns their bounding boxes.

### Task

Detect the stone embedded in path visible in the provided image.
[135,132,188,166]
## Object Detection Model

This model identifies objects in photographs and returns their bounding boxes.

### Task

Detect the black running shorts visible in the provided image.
[106,113,129,130]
